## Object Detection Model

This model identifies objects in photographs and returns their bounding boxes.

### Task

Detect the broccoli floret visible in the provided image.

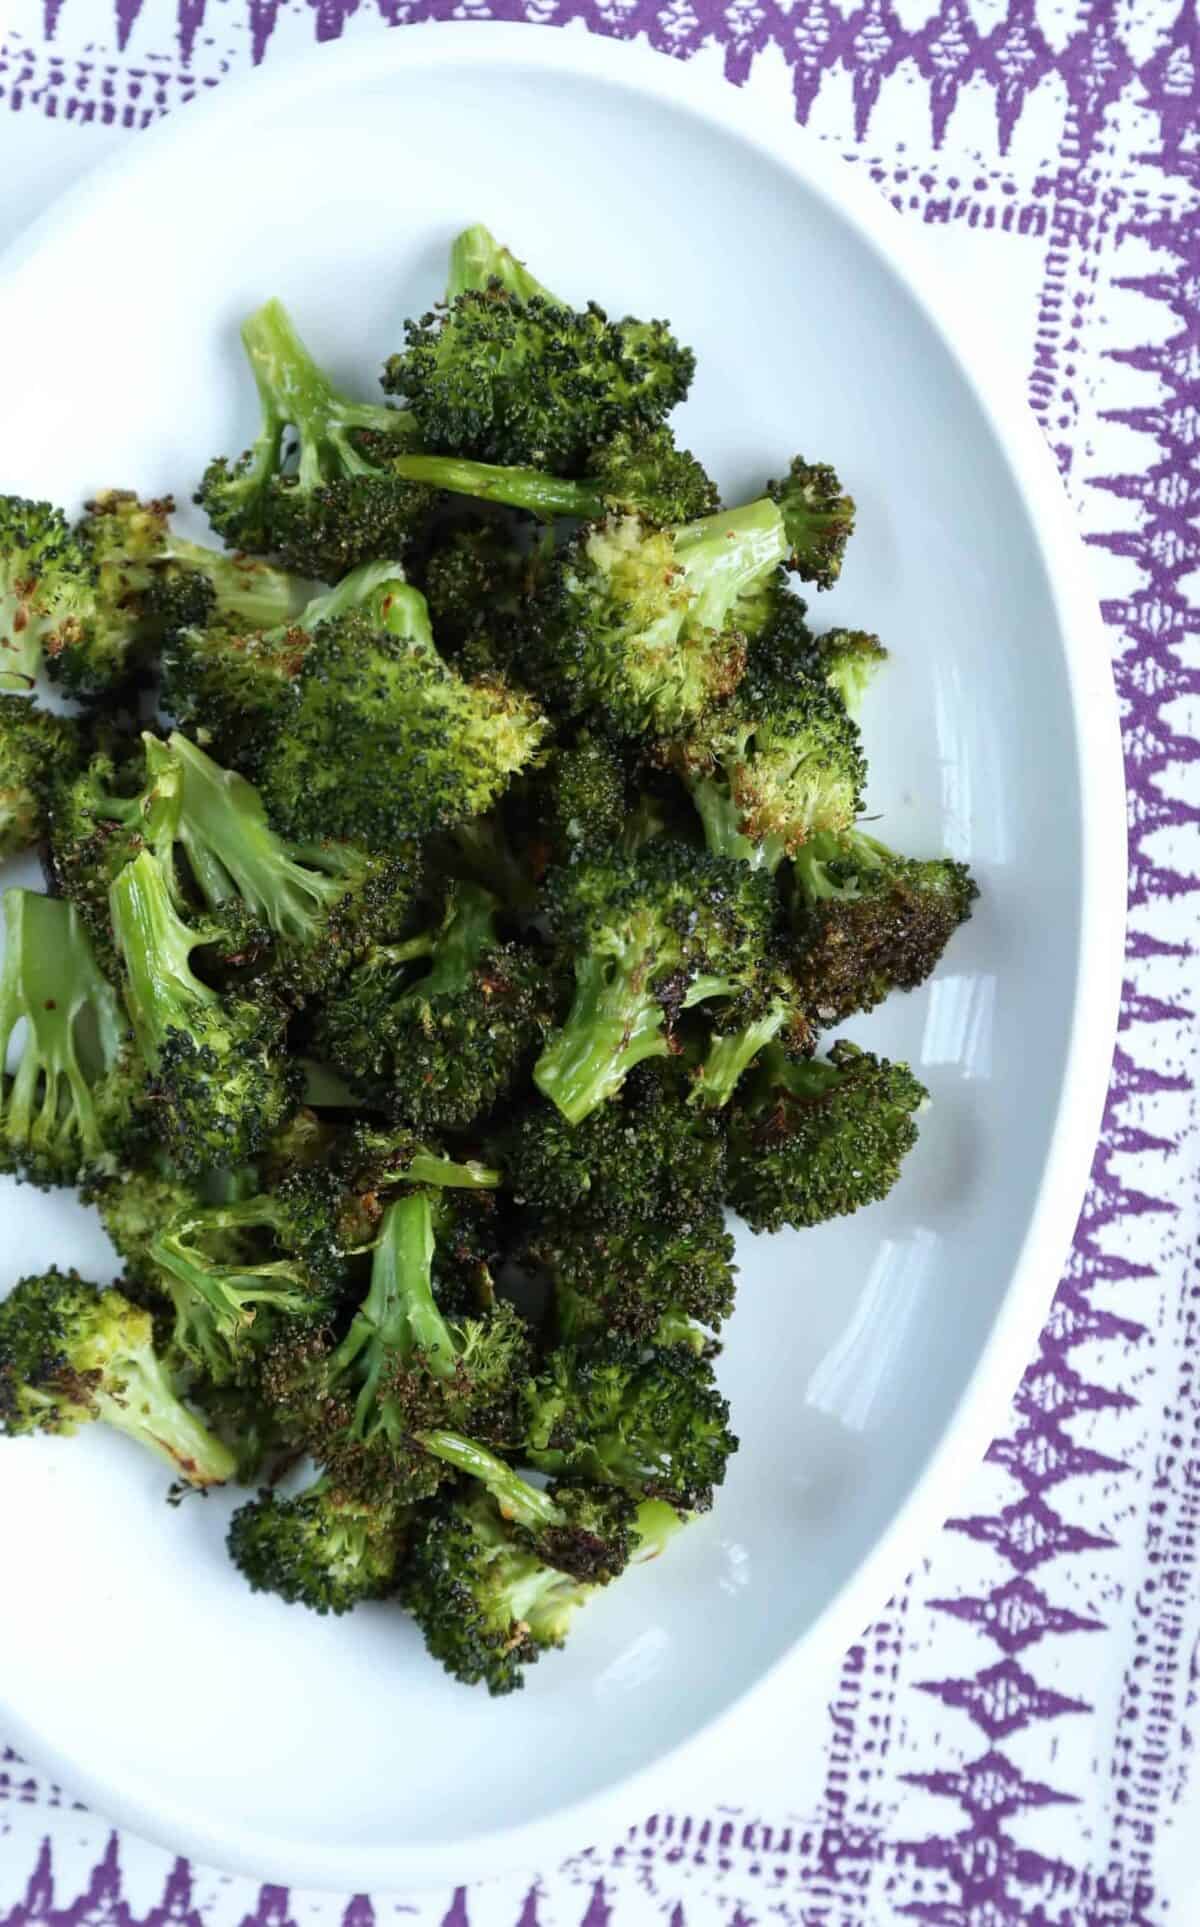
[726,1039,927,1232]
[43,728,163,962]
[0,497,93,691]
[520,1341,736,1513]
[393,424,718,528]
[109,848,299,1173]
[0,697,81,860]
[814,628,887,714]
[197,299,434,578]
[505,1061,726,1223]
[314,880,552,1131]
[228,1476,407,1614]
[416,1429,637,1583]
[254,575,547,850]
[163,730,420,995]
[383,224,694,474]
[764,458,856,591]
[534,840,777,1123]
[0,1269,236,1486]
[420,517,529,675]
[0,889,138,1187]
[43,491,314,701]
[261,1190,530,1502]
[87,1164,203,1287]
[791,829,979,1024]
[670,665,866,873]
[686,955,814,1111]
[528,1204,737,1348]
[160,558,407,771]
[520,730,628,870]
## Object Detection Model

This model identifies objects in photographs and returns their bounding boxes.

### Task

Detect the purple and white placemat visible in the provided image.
[2,1,1198,1918]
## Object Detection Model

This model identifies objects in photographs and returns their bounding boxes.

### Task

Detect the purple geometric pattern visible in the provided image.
[0,0,1198,1921]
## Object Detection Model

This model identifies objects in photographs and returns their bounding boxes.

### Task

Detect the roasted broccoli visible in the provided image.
[392,424,718,528]
[726,1039,927,1232]
[197,299,435,578]
[0,497,92,691]
[0,1269,235,1485]
[383,224,695,474]
[791,829,978,1023]
[228,1476,407,1614]
[528,1204,738,1349]
[0,697,81,860]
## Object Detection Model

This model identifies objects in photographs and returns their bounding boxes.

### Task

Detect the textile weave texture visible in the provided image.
[1,0,1198,1919]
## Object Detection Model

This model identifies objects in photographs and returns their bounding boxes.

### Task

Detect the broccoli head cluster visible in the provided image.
[0,221,978,1695]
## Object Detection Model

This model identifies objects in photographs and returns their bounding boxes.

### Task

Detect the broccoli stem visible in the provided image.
[534,951,670,1124]
[671,499,788,631]
[409,882,499,1002]
[150,1232,314,1329]
[330,1194,457,1415]
[446,224,559,304]
[291,560,435,651]
[632,1498,687,1560]
[404,1151,502,1190]
[691,1002,795,1110]
[391,455,603,522]
[109,850,216,1066]
[418,1428,563,1532]
[689,777,785,874]
[240,300,420,488]
[94,1348,237,1486]
[164,537,312,632]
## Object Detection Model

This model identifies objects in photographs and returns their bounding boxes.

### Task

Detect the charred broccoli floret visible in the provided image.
[791,829,978,1023]
[0,889,137,1187]
[0,1269,235,1485]
[253,573,547,850]
[534,841,777,1123]
[0,697,81,860]
[528,1205,737,1349]
[197,299,435,578]
[383,224,695,474]
[764,458,856,592]
[726,1039,927,1232]
[228,1476,407,1614]
[417,1429,637,1584]
[109,848,299,1173]
[314,880,552,1131]
[0,497,92,691]
[43,728,162,962]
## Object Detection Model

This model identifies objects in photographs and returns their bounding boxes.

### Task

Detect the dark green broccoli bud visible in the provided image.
[0,697,81,860]
[669,666,866,874]
[43,491,314,701]
[522,730,627,870]
[0,889,138,1188]
[146,1191,335,1387]
[420,517,528,674]
[534,840,777,1123]
[197,299,434,578]
[163,730,420,995]
[261,1190,530,1503]
[814,628,887,714]
[228,1476,407,1614]
[726,1038,927,1232]
[432,809,541,920]
[383,224,694,474]
[529,1204,738,1348]
[791,829,979,1024]
[392,424,718,528]
[764,458,856,590]
[504,1060,726,1224]
[254,575,547,851]
[109,849,299,1174]
[43,728,164,963]
[313,880,552,1132]
[0,497,93,691]
[417,1430,637,1583]
[160,558,408,771]
[520,1341,736,1513]
[0,1269,236,1485]
[523,489,818,736]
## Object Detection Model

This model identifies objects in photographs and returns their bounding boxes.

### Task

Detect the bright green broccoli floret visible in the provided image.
[261,1190,530,1502]
[0,497,93,691]
[791,829,978,1024]
[534,840,777,1123]
[42,490,313,700]
[764,458,856,591]
[109,848,299,1173]
[197,299,434,578]
[254,574,547,850]
[0,697,81,859]
[0,1269,236,1486]
[726,1038,927,1232]
[0,889,138,1187]
[228,1476,407,1614]
[670,665,866,874]
[383,224,695,474]
[814,628,888,714]
[520,1340,736,1513]
[313,880,552,1131]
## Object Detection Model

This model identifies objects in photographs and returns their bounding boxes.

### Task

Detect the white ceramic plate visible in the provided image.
[0,24,1124,1892]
